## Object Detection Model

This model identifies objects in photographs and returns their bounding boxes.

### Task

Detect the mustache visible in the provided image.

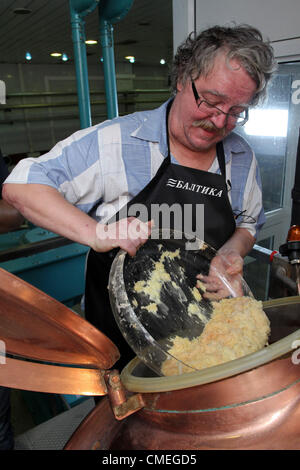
[192,119,226,137]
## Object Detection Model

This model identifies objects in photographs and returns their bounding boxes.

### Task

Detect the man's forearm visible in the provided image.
[3,183,98,248]
[219,227,256,258]
[3,183,153,256]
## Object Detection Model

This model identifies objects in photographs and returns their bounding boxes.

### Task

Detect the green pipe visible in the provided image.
[99,19,118,119]
[98,0,134,119]
[70,0,99,15]
[70,12,91,128]
[69,0,99,128]
[69,0,134,124]
[98,0,134,23]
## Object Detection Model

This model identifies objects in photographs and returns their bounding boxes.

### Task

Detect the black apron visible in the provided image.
[85,120,236,370]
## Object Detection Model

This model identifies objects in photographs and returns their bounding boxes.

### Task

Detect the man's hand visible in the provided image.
[197,249,244,300]
[94,217,153,256]
[196,228,255,301]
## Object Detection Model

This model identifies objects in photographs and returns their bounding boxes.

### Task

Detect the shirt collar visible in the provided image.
[131,99,172,157]
[223,132,247,163]
[131,100,246,162]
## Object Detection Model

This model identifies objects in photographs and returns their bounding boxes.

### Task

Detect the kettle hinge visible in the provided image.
[104,369,145,420]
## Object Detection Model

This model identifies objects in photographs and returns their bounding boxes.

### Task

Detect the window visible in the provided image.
[236,63,300,251]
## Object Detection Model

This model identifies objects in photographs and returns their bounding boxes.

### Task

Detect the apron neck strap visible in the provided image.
[216,141,226,179]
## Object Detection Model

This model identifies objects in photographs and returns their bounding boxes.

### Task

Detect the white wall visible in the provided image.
[172,0,196,51]
[173,0,300,61]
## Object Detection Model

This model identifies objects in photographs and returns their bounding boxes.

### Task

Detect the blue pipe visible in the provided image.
[98,0,134,23]
[70,0,99,15]
[69,0,99,129]
[70,11,91,128]
[99,18,118,119]
[69,0,134,125]
[98,0,134,119]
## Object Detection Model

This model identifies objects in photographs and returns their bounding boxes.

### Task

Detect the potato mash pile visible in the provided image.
[161,296,270,376]
[133,248,181,315]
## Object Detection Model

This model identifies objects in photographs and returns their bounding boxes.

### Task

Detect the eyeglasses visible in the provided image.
[191,81,249,126]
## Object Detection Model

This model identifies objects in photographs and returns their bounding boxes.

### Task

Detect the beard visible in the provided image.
[192,119,227,137]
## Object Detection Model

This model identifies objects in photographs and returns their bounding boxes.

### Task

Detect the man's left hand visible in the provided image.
[197,249,244,300]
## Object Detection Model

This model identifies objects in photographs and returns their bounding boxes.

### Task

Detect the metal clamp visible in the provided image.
[104,369,145,420]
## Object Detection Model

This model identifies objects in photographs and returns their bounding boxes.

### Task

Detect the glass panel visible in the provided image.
[244,237,274,301]
[236,74,291,212]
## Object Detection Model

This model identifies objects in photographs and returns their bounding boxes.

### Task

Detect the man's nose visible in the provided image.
[210,110,228,129]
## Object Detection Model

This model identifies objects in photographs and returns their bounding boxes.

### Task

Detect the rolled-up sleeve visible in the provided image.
[224,133,266,240]
[5,126,103,214]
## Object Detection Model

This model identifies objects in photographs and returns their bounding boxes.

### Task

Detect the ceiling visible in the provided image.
[0,0,173,67]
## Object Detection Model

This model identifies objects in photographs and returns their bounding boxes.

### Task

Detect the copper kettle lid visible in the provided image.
[0,268,120,395]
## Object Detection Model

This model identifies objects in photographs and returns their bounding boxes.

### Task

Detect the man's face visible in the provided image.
[173,53,257,153]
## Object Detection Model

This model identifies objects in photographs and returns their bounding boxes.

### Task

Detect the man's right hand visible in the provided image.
[94,217,153,256]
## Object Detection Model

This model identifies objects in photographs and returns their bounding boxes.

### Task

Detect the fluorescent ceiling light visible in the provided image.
[85,40,98,45]
[244,109,288,137]
[125,56,135,63]
[50,52,62,57]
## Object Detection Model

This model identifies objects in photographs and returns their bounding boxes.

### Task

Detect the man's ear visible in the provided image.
[177,81,183,92]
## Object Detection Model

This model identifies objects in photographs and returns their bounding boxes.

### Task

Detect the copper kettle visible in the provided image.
[1,268,300,450]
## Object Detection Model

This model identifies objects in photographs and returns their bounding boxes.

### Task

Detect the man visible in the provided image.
[0,150,23,450]
[3,25,276,369]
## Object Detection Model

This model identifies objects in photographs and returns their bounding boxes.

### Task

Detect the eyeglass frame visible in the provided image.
[191,80,249,126]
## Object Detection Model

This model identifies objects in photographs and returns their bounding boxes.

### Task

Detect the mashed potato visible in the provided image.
[133,248,181,314]
[161,296,270,376]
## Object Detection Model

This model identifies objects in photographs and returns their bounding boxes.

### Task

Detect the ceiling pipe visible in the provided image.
[69,0,99,129]
[69,0,134,128]
[70,0,99,14]
[69,0,134,129]
[98,0,134,119]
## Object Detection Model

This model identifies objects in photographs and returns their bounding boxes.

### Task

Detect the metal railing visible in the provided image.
[0,89,170,120]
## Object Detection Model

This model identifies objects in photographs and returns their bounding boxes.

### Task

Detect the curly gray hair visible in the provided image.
[171,24,277,105]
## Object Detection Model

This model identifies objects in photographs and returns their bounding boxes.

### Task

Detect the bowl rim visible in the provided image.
[120,296,300,393]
